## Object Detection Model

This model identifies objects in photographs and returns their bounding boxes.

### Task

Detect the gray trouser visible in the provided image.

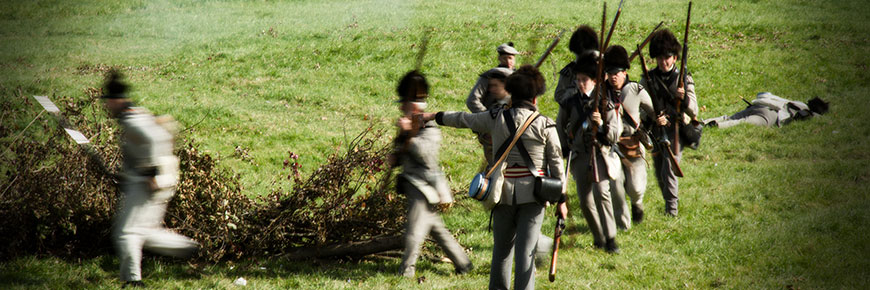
[653,143,682,215]
[399,183,470,277]
[706,105,777,128]
[571,152,617,245]
[113,180,199,282]
[490,202,545,290]
[611,155,647,229]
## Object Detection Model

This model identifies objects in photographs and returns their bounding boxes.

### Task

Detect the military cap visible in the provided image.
[505,65,545,102]
[482,67,513,81]
[604,45,630,74]
[649,29,681,59]
[573,53,599,79]
[101,70,129,99]
[496,42,519,55]
[569,25,599,57]
[396,70,429,103]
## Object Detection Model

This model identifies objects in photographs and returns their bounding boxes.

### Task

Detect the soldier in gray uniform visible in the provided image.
[467,66,513,168]
[604,45,655,228]
[421,65,567,290]
[392,71,472,278]
[638,29,699,217]
[704,93,828,128]
[554,26,601,107]
[556,51,623,253]
[466,42,518,113]
[101,71,199,288]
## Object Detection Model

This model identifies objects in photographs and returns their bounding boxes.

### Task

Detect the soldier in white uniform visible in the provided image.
[101,71,198,288]
[704,93,828,128]
[392,71,472,278]
[604,45,655,228]
[422,65,567,290]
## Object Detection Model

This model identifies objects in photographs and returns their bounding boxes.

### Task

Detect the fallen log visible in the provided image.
[282,235,404,260]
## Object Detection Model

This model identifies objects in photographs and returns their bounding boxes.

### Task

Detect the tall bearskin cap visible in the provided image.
[573,53,599,79]
[101,70,129,99]
[396,70,429,102]
[807,97,829,115]
[649,29,681,59]
[505,65,546,102]
[569,25,600,57]
[604,45,630,72]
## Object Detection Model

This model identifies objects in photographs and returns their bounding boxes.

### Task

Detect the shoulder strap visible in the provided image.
[512,124,544,177]
[486,110,540,178]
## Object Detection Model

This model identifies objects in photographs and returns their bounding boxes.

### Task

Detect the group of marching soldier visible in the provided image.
[99,3,828,288]
[390,18,701,287]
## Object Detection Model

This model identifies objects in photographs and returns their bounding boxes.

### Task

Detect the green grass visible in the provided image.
[2,0,869,288]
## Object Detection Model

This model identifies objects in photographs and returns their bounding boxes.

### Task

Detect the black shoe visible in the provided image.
[605,238,620,254]
[631,206,644,224]
[593,241,605,249]
[455,263,473,275]
[122,281,146,288]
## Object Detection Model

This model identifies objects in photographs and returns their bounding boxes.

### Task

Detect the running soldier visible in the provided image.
[102,71,199,288]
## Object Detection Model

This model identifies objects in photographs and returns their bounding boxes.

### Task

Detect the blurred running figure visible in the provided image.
[102,71,198,288]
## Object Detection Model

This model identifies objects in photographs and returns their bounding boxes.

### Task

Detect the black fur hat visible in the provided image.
[396,70,429,102]
[573,53,599,79]
[604,45,630,72]
[569,25,599,57]
[505,65,545,102]
[649,29,681,59]
[101,70,129,99]
[807,97,829,115]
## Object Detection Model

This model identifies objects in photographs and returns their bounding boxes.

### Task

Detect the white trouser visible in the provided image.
[113,180,198,281]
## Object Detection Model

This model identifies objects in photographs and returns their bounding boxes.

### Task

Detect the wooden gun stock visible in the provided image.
[548,216,566,282]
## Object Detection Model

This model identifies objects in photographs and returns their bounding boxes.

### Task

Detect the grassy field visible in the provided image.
[2,0,870,288]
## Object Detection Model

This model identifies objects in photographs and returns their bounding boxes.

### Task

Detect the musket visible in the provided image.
[589,2,607,183]
[674,2,692,154]
[414,29,431,72]
[739,96,752,107]
[602,0,624,52]
[535,29,566,69]
[628,21,665,63]
[32,95,117,182]
[548,215,566,282]
[549,150,571,282]
[637,47,684,177]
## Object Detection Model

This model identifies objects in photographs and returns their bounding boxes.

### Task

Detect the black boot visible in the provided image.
[122,281,146,288]
[593,240,604,249]
[632,206,644,224]
[605,238,620,254]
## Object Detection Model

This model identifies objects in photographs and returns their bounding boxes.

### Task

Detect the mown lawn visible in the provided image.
[1,0,869,288]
